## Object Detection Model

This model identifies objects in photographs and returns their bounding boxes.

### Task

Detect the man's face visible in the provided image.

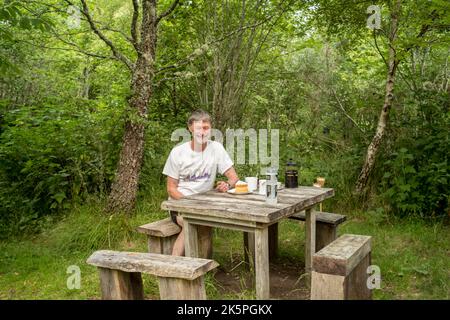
[189,120,211,146]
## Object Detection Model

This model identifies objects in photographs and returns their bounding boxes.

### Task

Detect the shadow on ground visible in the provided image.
[212,253,310,300]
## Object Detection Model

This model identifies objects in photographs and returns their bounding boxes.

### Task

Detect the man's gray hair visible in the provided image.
[187,109,212,126]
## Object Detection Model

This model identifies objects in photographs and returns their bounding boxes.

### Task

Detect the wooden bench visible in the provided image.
[311,234,372,300]
[137,215,213,258]
[136,217,181,255]
[289,211,347,251]
[87,250,219,300]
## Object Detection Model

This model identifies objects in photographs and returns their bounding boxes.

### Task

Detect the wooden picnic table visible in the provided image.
[161,186,334,299]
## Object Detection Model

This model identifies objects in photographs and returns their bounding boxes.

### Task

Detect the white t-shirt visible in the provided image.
[163,140,233,196]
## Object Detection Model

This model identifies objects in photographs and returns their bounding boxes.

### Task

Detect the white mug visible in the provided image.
[258,179,267,195]
[245,177,258,192]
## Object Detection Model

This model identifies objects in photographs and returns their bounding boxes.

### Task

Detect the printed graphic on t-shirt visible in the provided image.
[184,170,211,182]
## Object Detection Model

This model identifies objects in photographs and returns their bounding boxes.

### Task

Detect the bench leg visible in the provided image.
[98,267,144,300]
[311,253,372,300]
[148,235,178,255]
[158,277,206,300]
[148,237,163,254]
[316,222,337,252]
[311,271,346,300]
[346,253,372,300]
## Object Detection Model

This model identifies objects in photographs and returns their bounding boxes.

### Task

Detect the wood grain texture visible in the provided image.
[289,211,346,225]
[345,253,372,300]
[243,232,255,267]
[136,217,181,237]
[184,220,199,258]
[87,250,218,280]
[255,227,270,299]
[197,226,213,259]
[311,271,345,300]
[161,187,334,224]
[268,223,278,260]
[316,222,337,252]
[98,267,144,300]
[313,234,372,276]
[305,208,316,273]
[158,277,206,300]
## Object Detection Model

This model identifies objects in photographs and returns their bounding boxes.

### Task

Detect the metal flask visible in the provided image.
[285,159,298,188]
[265,167,278,205]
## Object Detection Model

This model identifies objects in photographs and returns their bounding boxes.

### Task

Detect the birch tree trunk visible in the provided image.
[355,0,401,194]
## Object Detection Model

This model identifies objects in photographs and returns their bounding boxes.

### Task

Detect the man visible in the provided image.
[163,109,239,256]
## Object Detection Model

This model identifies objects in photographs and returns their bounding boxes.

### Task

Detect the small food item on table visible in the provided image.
[234,181,248,193]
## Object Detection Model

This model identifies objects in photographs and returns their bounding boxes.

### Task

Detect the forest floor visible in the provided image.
[0,196,449,300]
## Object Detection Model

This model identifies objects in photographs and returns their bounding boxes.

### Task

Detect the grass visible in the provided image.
[0,193,449,300]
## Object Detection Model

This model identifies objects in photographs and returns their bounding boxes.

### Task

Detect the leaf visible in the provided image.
[404,166,416,174]
[52,192,66,204]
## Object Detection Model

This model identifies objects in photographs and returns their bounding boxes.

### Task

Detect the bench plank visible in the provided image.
[289,211,346,225]
[136,218,180,237]
[87,250,219,280]
[313,234,371,276]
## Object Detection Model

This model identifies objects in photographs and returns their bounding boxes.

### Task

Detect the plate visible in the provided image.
[227,189,253,195]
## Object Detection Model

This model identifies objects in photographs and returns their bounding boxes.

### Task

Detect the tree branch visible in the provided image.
[156,13,277,74]
[305,74,367,135]
[330,87,366,134]
[372,30,389,68]
[156,0,180,25]
[78,0,134,71]
[131,0,139,49]
[14,37,114,60]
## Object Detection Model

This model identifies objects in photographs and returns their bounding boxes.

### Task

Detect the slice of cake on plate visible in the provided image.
[234,181,248,193]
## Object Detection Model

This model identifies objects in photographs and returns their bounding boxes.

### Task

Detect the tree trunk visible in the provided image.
[106,0,157,213]
[355,0,401,194]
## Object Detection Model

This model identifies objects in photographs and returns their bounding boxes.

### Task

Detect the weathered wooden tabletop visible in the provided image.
[161,186,334,225]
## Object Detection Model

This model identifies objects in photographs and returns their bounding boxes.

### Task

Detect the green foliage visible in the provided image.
[379,91,449,217]
[0,1,54,73]
[0,101,124,237]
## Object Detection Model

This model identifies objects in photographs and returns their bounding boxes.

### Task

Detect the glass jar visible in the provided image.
[265,167,278,205]
[285,159,298,188]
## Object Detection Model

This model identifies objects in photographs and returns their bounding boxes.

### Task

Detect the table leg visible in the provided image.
[184,219,199,258]
[305,208,316,273]
[268,223,278,260]
[243,232,255,268]
[254,227,270,299]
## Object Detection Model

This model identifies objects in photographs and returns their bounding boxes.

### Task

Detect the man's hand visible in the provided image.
[216,181,230,193]
[216,167,239,193]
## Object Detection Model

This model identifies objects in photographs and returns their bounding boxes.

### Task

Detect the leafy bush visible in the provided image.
[379,91,449,217]
[0,101,123,237]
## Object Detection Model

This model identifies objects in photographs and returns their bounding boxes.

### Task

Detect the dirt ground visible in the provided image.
[213,254,310,300]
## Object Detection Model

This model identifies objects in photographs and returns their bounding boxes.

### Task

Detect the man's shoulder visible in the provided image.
[170,141,190,154]
[209,140,226,150]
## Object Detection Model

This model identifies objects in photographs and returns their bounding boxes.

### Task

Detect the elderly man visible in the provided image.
[163,109,239,256]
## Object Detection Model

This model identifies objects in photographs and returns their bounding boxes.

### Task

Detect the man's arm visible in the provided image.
[167,176,184,200]
[216,166,239,192]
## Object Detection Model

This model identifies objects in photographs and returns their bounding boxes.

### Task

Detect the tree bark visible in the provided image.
[355,0,401,194]
[105,0,157,213]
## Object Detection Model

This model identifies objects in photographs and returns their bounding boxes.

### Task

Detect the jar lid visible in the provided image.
[286,158,297,166]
